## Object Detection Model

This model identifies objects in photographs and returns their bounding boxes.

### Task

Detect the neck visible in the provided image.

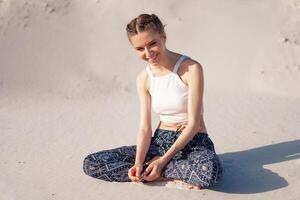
[151,50,179,71]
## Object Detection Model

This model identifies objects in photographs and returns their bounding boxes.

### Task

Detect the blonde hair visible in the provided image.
[126,14,166,40]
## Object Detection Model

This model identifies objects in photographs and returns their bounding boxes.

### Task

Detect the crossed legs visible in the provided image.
[83,145,221,189]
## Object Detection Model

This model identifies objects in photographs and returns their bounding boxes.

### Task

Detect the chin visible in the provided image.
[148,54,160,65]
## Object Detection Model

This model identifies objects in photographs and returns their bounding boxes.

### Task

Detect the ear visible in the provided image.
[161,33,167,42]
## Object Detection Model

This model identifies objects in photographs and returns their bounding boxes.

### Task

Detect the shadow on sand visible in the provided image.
[211,140,300,194]
[140,140,300,193]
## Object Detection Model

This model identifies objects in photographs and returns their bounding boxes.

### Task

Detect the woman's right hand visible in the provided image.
[128,164,144,182]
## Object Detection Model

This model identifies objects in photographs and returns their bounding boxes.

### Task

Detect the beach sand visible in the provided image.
[0,0,299,199]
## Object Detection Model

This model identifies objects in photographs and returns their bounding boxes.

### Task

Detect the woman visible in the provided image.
[83,14,222,190]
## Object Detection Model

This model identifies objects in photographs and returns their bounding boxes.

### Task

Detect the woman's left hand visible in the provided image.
[142,156,166,182]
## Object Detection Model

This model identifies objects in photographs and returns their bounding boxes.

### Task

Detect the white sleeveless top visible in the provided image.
[146,55,204,123]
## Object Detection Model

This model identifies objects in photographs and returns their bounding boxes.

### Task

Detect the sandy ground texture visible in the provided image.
[1,0,300,199]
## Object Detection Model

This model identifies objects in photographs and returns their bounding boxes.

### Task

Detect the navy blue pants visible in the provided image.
[83,128,223,188]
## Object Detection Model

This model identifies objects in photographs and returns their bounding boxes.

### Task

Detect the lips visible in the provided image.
[148,54,158,62]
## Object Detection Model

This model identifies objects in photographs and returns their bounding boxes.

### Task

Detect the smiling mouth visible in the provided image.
[148,54,158,62]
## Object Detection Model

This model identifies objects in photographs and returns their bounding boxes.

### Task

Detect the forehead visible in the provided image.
[130,31,161,48]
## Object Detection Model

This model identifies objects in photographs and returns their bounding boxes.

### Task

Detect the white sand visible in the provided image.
[0,0,300,199]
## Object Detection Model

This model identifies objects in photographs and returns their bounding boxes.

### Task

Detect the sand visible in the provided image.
[0,0,299,199]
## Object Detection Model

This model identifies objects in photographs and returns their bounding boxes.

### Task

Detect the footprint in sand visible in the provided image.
[292,0,300,8]
[44,1,71,15]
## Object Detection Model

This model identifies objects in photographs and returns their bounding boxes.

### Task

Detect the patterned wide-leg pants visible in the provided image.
[83,128,223,188]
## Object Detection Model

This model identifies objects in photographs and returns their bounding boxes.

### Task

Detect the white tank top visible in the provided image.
[146,55,204,123]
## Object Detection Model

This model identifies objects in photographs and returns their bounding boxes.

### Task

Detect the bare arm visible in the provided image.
[160,62,204,166]
[134,70,153,165]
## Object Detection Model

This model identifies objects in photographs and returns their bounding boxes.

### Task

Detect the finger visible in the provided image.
[143,173,156,182]
[143,164,153,176]
[128,168,141,181]
[129,175,141,182]
[148,168,158,178]
[147,167,161,181]
[128,169,133,177]
[128,168,136,177]
[143,170,157,181]
[136,167,142,178]
[128,171,135,181]
[142,172,153,181]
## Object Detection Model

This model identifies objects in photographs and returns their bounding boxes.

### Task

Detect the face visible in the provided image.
[129,30,167,65]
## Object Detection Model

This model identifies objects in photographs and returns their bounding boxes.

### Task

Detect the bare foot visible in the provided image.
[173,180,202,190]
[156,176,202,190]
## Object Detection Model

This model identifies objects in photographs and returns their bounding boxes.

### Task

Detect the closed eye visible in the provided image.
[149,42,156,46]
[135,41,156,51]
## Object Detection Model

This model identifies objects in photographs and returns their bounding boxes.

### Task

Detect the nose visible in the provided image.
[144,47,152,58]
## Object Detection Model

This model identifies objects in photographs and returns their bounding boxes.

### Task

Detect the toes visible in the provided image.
[172,180,202,190]
[190,185,201,190]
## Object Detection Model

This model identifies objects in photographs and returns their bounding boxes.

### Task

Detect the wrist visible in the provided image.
[159,156,169,166]
[134,162,144,167]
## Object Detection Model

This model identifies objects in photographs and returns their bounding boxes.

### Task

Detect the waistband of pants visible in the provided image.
[153,129,208,142]
[150,129,213,160]
[157,121,207,133]
[157,121,188,132]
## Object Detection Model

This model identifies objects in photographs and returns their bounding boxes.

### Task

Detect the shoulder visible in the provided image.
[181,56,203,72]
[178,56,203,84]
[136,67,150,92]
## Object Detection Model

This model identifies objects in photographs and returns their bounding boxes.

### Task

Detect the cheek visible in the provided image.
[148,46,160,55]
[152,44,164,52]
[137,51,144,57]
[153,46,160,52]
[137,51,147,60]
